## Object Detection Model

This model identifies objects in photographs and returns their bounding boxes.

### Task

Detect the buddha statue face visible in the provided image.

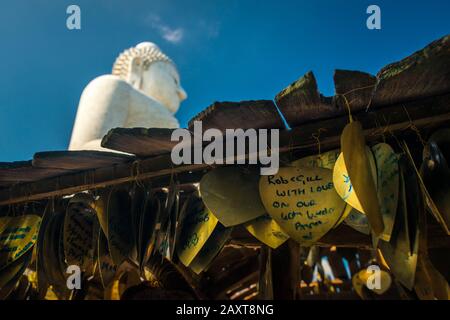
[140,61,187,114]
[113,42,187,114]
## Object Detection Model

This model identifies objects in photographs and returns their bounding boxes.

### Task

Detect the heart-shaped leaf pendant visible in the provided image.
[372,143,399,241]
[352,267,392,298]
[177,207,218,267]
[259,167,346,246]
[333,147,378,214]
[292,149,350,229]
[336,121,383,235]
[244,214,289,249]
[0,215,41,268]
[200,166,266,227]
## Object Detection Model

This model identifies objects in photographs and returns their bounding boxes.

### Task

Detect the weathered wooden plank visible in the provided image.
[0,93,449,206]
[33,150,133,170]
[0,157,206,205]
[188,100,285,132]
[277,36,450,126]
[275,71,340,127]
[372,35,450,107]
[333,69,377,113]
[101,127,177,157]
[283,93,450,158]
[0,161,69,186]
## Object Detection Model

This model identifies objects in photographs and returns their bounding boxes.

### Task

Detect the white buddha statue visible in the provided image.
[69,42,187,151]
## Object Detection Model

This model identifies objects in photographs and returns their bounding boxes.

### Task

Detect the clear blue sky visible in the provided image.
[0,0,448,161]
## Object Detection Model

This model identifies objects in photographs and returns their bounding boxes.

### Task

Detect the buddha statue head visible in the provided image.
[112,42,187,114]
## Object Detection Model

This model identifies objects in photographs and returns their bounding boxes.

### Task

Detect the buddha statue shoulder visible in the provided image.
[68,42,187,151]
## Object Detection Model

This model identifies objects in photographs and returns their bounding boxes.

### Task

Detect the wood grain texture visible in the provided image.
[101,127,177,157]
[188,100,285,132]
[333,69,377,113]
[275,71,340,127]
[1,93,449,206]
[33,150,133,170]
[372,35,450,107]
[0,161,69,186]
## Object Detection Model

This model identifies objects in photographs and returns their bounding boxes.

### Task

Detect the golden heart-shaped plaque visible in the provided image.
[292,148,351,229]
[372,143,399,241]
[335,121,383,235]
[352,267,392,298]
[0,215,41,268]
[259,167,346,246]
[333,147,378,215]
[244,214,289,249]
[200,166,266,227]
[177,208,219,267]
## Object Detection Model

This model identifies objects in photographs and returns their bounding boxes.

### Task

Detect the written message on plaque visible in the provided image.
[177,208,218,267]
[292,149,352,228]
[259,167,346,246]
[189,224,232,274]
[0,215,41,268]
